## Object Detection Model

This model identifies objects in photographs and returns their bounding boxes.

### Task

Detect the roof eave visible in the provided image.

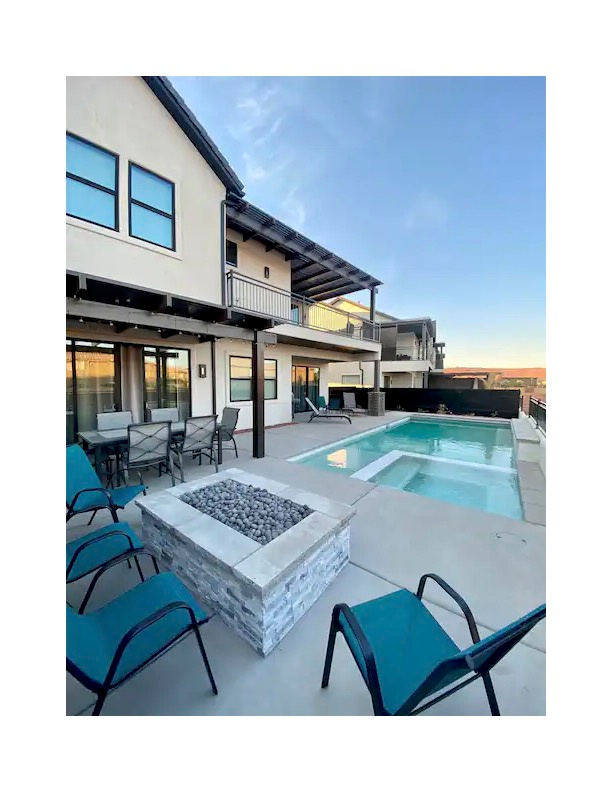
[142,77,244,195]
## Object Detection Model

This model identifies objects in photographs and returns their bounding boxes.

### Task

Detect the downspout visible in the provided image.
[358,361,364,386]
[220,198,228,306]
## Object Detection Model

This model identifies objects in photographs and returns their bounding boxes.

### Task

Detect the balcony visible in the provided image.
[226,271,380,342]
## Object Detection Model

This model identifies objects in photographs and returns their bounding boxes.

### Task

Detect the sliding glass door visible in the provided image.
[291,365,320,412]
[66,339,120,442]
[143,347,191,420]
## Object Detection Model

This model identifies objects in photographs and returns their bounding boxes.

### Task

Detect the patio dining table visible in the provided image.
[78,421,223,477]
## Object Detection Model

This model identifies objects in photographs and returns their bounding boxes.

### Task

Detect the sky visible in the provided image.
[170,76,545,368]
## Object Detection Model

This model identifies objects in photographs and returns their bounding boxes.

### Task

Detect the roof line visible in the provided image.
[142,77,244,195]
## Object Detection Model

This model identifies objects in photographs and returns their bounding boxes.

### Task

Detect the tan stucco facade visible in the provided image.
[67,76,226,304]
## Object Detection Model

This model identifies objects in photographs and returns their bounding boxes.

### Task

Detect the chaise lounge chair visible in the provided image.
[66,444,146,526]
[66,554,218,715]
[342,392,367,415]
[305,396,352,424]
[321,572,546,716]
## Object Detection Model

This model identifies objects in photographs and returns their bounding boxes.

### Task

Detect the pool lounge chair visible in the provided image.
[322,572,546,716]
[342,392,367,415]
[305,396,352,424]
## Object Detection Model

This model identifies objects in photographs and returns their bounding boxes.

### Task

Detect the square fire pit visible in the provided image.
[135,468,352,656]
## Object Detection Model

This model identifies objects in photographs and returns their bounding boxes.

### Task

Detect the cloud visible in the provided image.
[403,191,448,232]
[282,187,306,229]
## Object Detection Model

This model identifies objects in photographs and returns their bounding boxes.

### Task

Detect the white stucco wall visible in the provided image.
[66,76,226,305]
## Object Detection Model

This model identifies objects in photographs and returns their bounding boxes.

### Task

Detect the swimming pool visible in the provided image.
[292,416,523,519]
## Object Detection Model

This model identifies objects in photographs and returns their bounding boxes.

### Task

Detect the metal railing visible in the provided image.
[528,397,546,434]
[226,270,380,341]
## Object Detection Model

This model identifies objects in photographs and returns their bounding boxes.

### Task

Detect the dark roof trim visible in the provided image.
[226,197,382,299]
[142,77,244,195]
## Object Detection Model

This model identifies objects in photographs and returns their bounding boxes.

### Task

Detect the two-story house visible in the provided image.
[327,297,445,388]
[66,76,382,457]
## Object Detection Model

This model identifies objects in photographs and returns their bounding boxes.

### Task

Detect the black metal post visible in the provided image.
[252,331,265,459]
[210,339,216,416]
[370,288,381,389]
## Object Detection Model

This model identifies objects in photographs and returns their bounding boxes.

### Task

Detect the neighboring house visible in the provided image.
[327,298,445,388]
[66,76,382,455]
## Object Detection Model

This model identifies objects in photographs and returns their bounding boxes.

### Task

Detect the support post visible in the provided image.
[370,288,381,389]
[210,339,216,415]
[252,331,265,459]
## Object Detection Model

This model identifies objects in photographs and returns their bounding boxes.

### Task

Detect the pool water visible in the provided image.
[295,417,523,520]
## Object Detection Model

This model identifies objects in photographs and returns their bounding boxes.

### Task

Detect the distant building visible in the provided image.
[327,297,445,388]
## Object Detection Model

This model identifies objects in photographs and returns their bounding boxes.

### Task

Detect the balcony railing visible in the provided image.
[528,397,546,434]
[226,271,380,342]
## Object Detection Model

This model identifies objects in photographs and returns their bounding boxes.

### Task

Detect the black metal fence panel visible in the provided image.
[528,398,546,434]
[330,387,521,418]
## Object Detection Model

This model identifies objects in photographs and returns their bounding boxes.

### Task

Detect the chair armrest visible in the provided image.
[416,573,481,644]
[66,529,138,579]
[102,600,204,689]
[78,548,160,614]
[334,603,385,714]
[67,487,113,512]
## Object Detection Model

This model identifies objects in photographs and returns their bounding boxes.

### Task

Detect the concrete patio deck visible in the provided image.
[66,411,546,716]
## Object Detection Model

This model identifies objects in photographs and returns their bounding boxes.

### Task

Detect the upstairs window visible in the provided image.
[66,133,118,230]
[129,163,175,250]
[226,239,238,267]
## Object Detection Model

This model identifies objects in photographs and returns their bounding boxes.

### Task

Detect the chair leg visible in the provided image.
[321,609,340,688]
[92,690,108,716]
[110,507,119,524]
[232,437,238,458]
[193,626,218,695]
[134,555,145,583]
[87,509,98,526]
[481,671,501,715]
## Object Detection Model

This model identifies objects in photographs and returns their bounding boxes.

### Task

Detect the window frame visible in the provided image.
[66,132,119,232]
[226,239,238,268]
[229,355,278,402]
[128,161,176,251]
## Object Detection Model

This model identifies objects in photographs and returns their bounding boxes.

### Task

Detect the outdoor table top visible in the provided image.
[78,422,186,447]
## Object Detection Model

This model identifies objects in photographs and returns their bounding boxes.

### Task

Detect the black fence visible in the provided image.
[329,386,521,419]
[528,398,546,434]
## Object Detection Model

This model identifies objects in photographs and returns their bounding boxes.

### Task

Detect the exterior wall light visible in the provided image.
[198,364,207,378]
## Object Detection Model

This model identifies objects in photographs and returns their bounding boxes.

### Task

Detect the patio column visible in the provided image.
[252,330,265,458]
[370,287,380,389]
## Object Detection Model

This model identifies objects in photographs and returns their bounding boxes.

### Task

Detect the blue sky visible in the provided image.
[170,76,545,367]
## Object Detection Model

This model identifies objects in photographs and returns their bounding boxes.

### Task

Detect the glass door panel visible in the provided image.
[143,347,191,420]
[292,366,307,412]
[73,341,117,433]
[307,367,320,408]
[66,341,76,443]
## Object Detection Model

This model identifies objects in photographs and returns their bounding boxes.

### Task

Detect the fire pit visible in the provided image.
[136,469,352,656]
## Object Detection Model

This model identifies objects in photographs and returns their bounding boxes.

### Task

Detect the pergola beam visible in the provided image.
[67,298,278,344]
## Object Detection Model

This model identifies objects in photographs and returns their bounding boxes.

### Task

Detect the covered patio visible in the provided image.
[67,412,545,716]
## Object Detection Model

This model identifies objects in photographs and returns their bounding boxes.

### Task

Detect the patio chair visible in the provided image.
[321,573,546,716]
[172,415,218,482]
[219,407,240,459]
[66,444,146,526]
[97,411,133,430]
[147,407,179,423]
[96,411,133,475]
[342,392,367,415]
[66,562,218,715]
[110,421,176,488]
[305,396,352,424]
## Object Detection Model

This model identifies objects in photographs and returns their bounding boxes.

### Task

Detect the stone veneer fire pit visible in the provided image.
[136,469,352,656]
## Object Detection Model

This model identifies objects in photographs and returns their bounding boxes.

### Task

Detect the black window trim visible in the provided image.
[66,132,119,232]
[226,239,238,268]
[229,355,277,402]
[128,161,176,251]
